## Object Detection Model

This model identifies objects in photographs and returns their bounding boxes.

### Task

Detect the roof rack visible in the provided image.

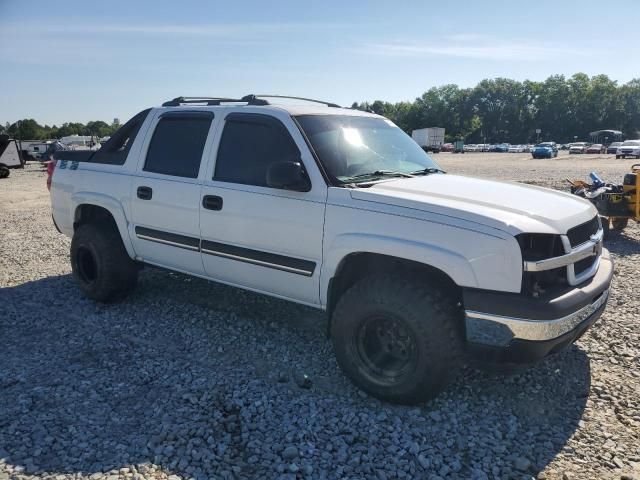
[162,94,341,108]
[161,97,264,107]
[244,94,341,108]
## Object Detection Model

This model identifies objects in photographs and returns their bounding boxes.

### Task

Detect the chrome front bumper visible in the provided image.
[464,248,613,349]
[465,289,608,347]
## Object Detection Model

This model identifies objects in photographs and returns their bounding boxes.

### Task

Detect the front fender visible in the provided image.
[71,192,136,259]
[320,233,481,308]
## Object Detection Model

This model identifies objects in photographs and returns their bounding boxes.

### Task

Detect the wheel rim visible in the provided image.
[355,315,418,384]
[76,246,98,284]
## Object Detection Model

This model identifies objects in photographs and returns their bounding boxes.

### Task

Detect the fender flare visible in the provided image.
[320,233,479,307]
[71,192,136,259]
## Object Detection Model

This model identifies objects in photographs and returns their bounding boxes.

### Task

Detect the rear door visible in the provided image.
[199,110,327,305]
[129,110,215,274]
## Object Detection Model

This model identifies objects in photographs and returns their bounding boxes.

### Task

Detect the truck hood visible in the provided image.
[350,174,596,235]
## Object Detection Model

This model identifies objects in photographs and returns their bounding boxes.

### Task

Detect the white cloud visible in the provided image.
[357,38,590,61]
[1,22,349,38]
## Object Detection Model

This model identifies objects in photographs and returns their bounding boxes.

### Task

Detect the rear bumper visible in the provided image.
[463,249,613,364]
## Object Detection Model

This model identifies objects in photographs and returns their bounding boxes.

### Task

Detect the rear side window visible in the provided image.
[214,114,300,187]
[90,108,150,165]
[144,113,213,178]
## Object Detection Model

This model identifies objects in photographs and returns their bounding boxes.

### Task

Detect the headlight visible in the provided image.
[516,233,567,297]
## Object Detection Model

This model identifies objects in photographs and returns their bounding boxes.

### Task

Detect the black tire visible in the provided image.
[616,155,620,159]
[600,216,610,240]
[331,274,463,404]
[70,222,138,302]
[612,218,628,231]
[0,166,9,178]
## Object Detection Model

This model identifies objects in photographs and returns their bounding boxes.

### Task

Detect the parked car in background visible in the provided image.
[531,142,558,159]
[508,145,526,153]
[569,142,590,154]
[464,144,478,152]
[616,140,640,159]
[586,144,604,154]
[490,143,509,152]
[441,143,454,152]
[606,142,623,154]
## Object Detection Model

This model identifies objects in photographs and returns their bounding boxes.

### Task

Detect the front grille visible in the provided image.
[574,256,596,276]
[567,217,599,247]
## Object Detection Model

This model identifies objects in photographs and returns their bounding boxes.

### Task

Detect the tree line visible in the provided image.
[351,73,640,144]
[2,73,639,144]
[0,118,121,140]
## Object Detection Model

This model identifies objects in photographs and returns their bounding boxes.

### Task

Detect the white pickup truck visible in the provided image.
[49,95,613,404]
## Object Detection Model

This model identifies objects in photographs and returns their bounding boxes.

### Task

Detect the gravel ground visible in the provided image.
[1,155,639,480]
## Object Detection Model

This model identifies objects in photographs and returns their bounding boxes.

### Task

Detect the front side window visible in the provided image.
[296,115,441,184]
[144,113,212,178]
[214,114,300,187]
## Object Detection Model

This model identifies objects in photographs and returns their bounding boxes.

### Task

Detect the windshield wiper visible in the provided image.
[410,167,446,175]
[345,170,415,181]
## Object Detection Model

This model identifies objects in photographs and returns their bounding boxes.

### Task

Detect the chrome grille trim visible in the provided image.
[523,221,603,286]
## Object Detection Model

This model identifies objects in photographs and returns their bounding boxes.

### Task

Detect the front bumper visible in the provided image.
[463,248,613,364]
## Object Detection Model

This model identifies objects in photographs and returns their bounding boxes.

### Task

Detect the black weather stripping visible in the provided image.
[201,240,315,276]
[135,227,200,251]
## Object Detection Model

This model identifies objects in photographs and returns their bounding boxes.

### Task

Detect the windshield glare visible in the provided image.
[622,140,640,146]
[295,115,440,183]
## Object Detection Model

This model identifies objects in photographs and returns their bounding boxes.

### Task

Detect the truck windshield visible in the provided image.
[295,114,440,184]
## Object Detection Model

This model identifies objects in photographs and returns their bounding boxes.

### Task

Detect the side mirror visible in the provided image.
[266,161,311,192]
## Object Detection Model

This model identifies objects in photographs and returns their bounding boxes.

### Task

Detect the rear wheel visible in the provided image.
[331,274,463,404]
[71,223,138,302]
[0,166,9,178]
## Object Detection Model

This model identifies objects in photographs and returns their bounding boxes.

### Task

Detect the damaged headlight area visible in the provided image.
[516,233,567,297]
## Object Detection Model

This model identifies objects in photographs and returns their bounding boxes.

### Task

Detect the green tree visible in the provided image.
[8,119,43,139]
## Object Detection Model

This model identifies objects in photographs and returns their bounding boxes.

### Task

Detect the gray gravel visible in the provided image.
[1,158,639,480]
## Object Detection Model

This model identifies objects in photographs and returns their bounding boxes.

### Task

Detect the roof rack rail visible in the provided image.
[244,94,341,108]
[162,97,258,107]
[162,95,341,108]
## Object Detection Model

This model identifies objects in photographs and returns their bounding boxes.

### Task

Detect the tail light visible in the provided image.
[46,159,56,191]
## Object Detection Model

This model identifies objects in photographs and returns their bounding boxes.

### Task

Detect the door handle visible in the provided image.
[137,186,152,200]
[202,195,223,211]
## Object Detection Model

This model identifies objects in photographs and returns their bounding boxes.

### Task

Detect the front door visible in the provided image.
[199,111,326,305]
[129,111,215,275]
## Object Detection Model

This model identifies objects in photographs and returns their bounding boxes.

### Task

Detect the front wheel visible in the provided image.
[0,166,9,178]
[612,218,628,231]
[331,274,463,404]
[71,223,139,302]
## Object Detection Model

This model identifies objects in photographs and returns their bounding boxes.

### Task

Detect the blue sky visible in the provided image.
[1,0,637,125]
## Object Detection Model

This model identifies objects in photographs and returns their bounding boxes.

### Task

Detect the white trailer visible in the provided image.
[28,141,52,159]
[411,127,445,153]
[0,136,25,178]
